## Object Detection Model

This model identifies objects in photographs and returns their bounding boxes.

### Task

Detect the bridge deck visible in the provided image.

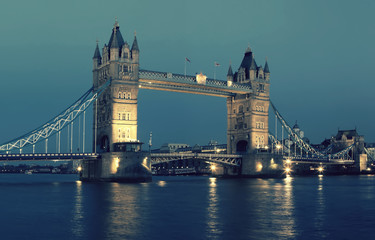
[0,153,100,161]
[139,70,252,97]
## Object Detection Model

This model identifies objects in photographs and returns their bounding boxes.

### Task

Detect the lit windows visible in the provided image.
[255,105,265,112]
[119,112,131,120]
[117,91,131,99]
[118,128,131,141]
[256,122,265,129]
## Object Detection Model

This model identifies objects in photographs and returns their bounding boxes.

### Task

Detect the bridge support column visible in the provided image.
[80,150,151,182]
[240,153,284,177]
[211,165,239,177]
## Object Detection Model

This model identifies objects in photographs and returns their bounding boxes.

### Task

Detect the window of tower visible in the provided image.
[259,84,265,92]
[127,92,131,99]
[239,105,243,113]
[126,128,130,139]
[123,65,129,73]
[118,92,122,98]
[124,52,128,59]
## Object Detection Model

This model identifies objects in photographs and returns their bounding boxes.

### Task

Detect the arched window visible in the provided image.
[118,92,122,99]
[127,92,131,99]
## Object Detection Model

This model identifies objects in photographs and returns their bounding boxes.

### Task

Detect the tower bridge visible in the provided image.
[0,20,369,181]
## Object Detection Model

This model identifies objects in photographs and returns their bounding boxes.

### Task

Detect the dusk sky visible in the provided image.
[1,0,374,149]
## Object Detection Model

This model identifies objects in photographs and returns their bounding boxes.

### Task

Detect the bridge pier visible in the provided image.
[240,153,284,177]
[80,150,151,182]
[211,165,239,177]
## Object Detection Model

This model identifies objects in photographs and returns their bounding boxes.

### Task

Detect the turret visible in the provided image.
[131,32,139,62]
[264,58,270,81]
[93,42,101,69]
[227,64,233,87]
[131,32,139,76]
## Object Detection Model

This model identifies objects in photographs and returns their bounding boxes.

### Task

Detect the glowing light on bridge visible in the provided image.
[77,166,82,172]
[285,167,291,175]
[256,162,263,172]
[196,72,207,85]
[111,157,120,174]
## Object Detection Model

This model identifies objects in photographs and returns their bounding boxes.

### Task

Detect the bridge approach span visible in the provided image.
[151,153,242,167]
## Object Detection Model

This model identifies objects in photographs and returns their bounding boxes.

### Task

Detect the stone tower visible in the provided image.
[92,20,140,152]
[81,20,151,182]
[227,46,270,154]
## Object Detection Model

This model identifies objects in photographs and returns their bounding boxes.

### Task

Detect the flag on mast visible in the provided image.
[185,57,191,63]
[214,62,220,66]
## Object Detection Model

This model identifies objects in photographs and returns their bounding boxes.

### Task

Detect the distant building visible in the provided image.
[159,143,190,153]
[292,121,304,139]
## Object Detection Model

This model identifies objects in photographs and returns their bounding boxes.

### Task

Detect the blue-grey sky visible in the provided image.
[0,0,374,150]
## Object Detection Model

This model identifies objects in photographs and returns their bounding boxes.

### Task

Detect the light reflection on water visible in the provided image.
[71,180,83,239]
[1,174,375,239]
[206,177,222,239]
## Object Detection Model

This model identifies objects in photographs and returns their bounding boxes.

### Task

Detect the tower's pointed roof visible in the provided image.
[264,59,270,73]
[239,45,257,71]
[227,64,233,77]
[93,42,101,59]
[293,121,299,130]
[131,33,139,51]
[108,20,125,49]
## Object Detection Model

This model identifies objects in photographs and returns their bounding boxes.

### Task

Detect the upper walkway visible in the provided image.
[139,70,252,97]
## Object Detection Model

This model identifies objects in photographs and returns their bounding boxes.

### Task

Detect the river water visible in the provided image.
[0,174,374,240]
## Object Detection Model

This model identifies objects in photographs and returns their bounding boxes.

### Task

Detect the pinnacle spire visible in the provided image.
[264,58,270,73]
[227,64,233,77]
[131,32,139,51]
[245,43,252,53]
[93,42,101,59]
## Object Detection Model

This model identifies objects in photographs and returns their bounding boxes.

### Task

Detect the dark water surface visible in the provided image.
[0,174,374,240]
